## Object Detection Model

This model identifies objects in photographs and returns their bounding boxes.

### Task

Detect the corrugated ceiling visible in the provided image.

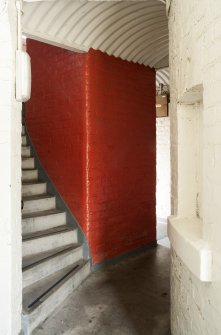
[22,0,168,69]
[156,67,169,88]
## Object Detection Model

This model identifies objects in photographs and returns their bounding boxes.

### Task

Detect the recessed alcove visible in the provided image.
[168,84,213,282]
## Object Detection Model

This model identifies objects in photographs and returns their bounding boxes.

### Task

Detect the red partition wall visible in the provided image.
[85,50,156,264]
[26,40,156,265]
[26,40,86,224]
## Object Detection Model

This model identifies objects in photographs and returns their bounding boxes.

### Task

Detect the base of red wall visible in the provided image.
[91,241,157,271]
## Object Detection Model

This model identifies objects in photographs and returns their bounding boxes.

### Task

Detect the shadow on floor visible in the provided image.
[34,245,171,335]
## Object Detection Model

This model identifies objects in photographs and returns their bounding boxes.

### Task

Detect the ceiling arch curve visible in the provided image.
[22,0,168,69]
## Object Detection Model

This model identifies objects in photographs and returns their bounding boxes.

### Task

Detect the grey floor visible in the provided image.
[34,246,171,335]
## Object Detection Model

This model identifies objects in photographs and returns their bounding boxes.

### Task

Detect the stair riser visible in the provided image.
[22,183,47,197]
[22,197,56,215]
[22,147,31,158]
[22,230,78,257]
[22,158,35,170]
[23,247,83,288]
[22,212,66,235]
[22,262,90,335]
[22,170,38,182]
[22,136,27,146]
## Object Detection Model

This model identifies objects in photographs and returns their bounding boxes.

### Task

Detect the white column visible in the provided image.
[0,1,22,334]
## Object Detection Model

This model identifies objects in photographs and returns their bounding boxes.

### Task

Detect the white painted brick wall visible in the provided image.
[168,0,221,333]
[0,1,22,334]
[156,116,171,220]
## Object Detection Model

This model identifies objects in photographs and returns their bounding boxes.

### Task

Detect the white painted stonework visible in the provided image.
[168,0,221,333]
[156,116,171,220]
[168,216,212,282]
[0,1,22,334]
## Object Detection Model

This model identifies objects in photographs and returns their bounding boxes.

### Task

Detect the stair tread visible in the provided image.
[22,261,87,313]
[22,194,54,201]
[23,225,72,241]
[22,169,37,172]
[22,159,34,163]
[22,181,46,186]
[22,208,64,219]
[23,243,81,270]
[22,168,38,172]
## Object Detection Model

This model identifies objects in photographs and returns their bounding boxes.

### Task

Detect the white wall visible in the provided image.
[168,0,221,333]
[0,1,22,334]
[156,116,171,220]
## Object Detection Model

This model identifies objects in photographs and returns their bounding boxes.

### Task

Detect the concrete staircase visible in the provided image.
[21,125,90,334]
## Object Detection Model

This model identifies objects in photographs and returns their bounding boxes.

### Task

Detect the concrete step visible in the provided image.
[22,194,56,215]
[22,226,78,257]
[22,146,31,158]
[22,261,90,334]
[22,244,83,288]
[22,209,66,235]
[22,169,38,182]
[22,181,47,197]
[22,135,27,146]
[22,125,26,135]
[22,157,35,170]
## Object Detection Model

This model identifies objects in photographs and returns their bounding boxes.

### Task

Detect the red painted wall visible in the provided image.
[86,50,156,264]
[26,40,86,224]
[26,40,156,265]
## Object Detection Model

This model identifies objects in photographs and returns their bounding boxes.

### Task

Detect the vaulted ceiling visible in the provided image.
[22,0,168,70]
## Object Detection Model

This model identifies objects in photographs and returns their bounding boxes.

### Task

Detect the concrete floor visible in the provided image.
[34,246,171,335]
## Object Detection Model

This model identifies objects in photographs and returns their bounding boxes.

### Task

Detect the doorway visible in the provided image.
[156,72,171,248]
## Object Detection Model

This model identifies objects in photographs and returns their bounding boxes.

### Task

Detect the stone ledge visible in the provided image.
[168,216,212,282]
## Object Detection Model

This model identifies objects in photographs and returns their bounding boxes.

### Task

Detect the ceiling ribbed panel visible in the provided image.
[22,0,168,68]
[156,67,169,87]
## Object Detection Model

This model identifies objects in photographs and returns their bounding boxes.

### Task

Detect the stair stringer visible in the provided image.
[24,125,90,261]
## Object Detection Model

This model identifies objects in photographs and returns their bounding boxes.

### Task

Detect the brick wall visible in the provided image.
[26,41,156,265]
[26,39,86,224]
[156,116,171,220]
[168,0,221,334]
[86,49,156,264]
